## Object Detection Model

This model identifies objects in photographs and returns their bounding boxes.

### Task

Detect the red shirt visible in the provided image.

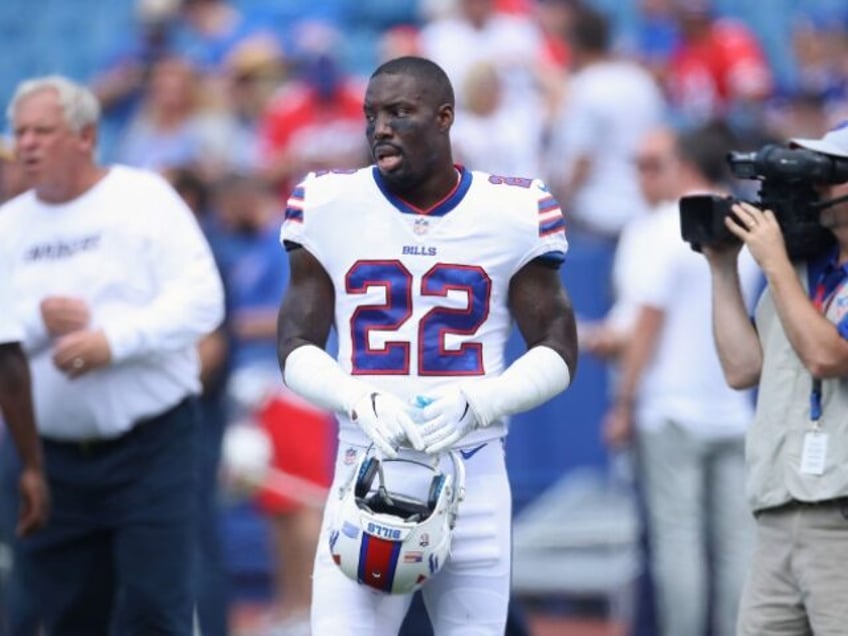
[259,80,366,197]
[668,18,772,118]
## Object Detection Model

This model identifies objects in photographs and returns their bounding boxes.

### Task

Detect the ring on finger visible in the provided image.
[72,357,84,369]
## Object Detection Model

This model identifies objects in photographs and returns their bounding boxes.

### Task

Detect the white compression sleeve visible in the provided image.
[283,344,373,415]
[460,345,571,428]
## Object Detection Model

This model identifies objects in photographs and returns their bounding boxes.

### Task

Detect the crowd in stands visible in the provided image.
[68,0,848,230]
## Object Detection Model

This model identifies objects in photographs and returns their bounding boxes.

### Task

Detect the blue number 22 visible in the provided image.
[346,260,491,376]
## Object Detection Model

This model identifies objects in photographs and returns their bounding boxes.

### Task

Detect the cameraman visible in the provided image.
[704,124,848,635]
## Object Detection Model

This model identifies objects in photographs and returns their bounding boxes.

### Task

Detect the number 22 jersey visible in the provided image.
[281,165,568,447]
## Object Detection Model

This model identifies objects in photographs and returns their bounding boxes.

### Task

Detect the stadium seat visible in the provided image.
[512,467,641,623]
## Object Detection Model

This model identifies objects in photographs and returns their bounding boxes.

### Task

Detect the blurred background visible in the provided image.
[3,0,848,634]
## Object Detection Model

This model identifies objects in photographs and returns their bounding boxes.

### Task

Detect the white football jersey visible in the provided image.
[281,166,568,446]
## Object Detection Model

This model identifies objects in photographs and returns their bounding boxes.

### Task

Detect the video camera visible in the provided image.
[679,144,848,260]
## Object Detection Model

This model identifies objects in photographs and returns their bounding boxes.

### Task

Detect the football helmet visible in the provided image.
[328,448,466,594]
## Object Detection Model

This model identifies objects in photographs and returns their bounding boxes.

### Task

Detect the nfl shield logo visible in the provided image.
[413,217,429,235]
[344,447,358,465]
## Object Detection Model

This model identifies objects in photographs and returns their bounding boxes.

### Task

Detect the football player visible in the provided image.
[277,56,578,635]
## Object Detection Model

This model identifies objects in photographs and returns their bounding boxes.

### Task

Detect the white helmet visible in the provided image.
[328,449,466,595]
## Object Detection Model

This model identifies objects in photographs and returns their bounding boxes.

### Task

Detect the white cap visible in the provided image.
[135,0,179,24]
[790,120,848,158]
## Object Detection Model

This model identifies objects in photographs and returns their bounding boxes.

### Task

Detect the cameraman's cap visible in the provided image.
[790,120,848,158]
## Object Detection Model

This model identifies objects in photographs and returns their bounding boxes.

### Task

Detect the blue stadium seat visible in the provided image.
[339,26,381,77]
[507,233,616,512]
[341,0,420,29]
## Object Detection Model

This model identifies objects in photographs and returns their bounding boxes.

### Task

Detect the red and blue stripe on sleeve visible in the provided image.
[538,195,565,237]
[284,185,305,224]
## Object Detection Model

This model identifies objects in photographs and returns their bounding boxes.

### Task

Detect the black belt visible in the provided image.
[41,396,192,454]
[777,497,848,511]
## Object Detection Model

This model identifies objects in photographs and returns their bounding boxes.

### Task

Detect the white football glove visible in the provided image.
[416,387,481,454]
[350,392,424,458]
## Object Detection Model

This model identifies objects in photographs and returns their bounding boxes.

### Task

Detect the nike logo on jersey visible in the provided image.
[459,443,487,460]
[402,245,437,256]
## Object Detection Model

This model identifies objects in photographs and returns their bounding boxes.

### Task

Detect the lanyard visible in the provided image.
[808,254,848,424]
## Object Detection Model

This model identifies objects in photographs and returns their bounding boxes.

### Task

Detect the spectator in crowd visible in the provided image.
[116,55,237,179]
[0,138,28,201]
[218,33,287,175]
[765,91,831,147]
[377,25,422,65]
[211,173,333,636]
[451,61,542,177]
[581,126,680,360]
[91,0,181,116]
[546,4,665,241]
[627,0,680,84]
[532,0,581,123]
[602,121,759,636]
[419,0,551,167]
[665,0,772,127]
[173,0,275,71]
[534,0,578,72]
[419,0,544,104]
[258,23,368,200]
[89,0,182,160]
[0,75,224,634]
[167,166,233,636]
[785,11,848,114]
[705,122,848,635]
[579,126,690,636]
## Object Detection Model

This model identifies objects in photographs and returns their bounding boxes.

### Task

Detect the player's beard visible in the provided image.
[379,167,419,194]
[378,151,440,196]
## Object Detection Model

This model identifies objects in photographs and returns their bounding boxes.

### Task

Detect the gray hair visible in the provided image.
[6,75,101,132]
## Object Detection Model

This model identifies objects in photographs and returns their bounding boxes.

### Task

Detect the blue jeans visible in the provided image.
[8,397,199,636]
[194,393,230,636]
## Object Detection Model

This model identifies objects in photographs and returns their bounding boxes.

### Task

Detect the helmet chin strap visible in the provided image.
[375,460,394,506]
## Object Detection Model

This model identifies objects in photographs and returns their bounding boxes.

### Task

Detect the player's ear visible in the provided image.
[437,103,454,132]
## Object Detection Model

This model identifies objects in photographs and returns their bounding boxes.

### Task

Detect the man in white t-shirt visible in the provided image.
[601,122,759,636]
[546,5,665,240]
[581,127,678,358]
[0,75,224,634]
[419,0,548,178]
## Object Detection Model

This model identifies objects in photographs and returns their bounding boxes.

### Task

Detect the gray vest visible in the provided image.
[747,262,848,512]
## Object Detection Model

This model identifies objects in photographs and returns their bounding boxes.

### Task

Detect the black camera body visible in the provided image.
[680,144,848,260]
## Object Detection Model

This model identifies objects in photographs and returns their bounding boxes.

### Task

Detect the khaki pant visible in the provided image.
[637,421,753,636]
[738,499,848,635]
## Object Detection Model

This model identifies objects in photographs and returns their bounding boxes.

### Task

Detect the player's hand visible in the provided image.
[17,467,49,537]
[351,392,424,458]
[416,387,480,454]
